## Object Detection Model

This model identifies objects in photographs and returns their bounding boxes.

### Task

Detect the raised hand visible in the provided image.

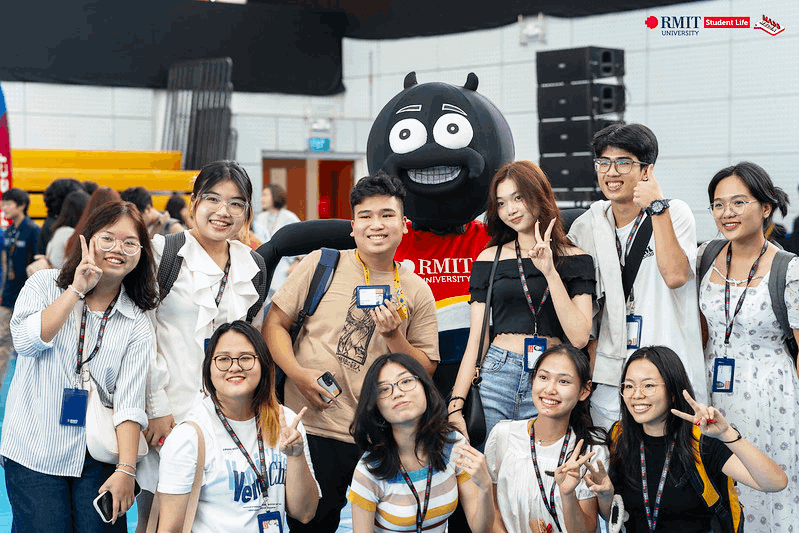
[671,389,732,440]
[554,439,596,495]
[279,406,308,457]
[632,165,664,210]
[73,235,103,294]
[583,458,613,498]
[527,219,556,277]
[371,299,402,337]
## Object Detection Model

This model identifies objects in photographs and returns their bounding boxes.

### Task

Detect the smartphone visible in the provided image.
[93,480,142,523]
[317,371,342,403]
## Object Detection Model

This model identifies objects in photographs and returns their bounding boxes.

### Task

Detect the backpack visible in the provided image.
[611,423,744,533]
[156,232,267,323]
[698,239,798,361]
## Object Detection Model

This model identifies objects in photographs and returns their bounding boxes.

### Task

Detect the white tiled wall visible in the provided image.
[3,0,798,239]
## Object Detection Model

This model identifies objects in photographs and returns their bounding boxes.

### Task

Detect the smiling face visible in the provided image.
[622,359,671,436]
[1,200,24,222]
[91,214,141,283]
[191,179,249,243]
[375,361,427,428]
[496,178,537,236]
[210,330,262,412]
[350,194,408,267]
[532,352,591,421]
[596,146,649,205]
[712,174,770,242]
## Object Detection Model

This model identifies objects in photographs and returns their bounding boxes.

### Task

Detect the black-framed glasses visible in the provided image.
[594,158,649,175]
[377,376,420,398]
[213,354,257,371]
[200,193,249,217]
[95,234,142,256]
[708,199,758,217]
[620,381,665,398]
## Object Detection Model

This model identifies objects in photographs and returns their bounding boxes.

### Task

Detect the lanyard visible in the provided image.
[214,405,269,497]
[614,210,646,263]
[5,223,21,256]
[355,251,408,318]
[398,463,433,533]
[529,422,571,532]
[640,439,674,532]
[723,241,768,346]
[515,240,549,337]
[214,258,232,307]
[75,295,119,382]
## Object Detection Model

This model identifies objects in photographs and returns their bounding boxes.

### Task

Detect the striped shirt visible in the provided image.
[0,269,151,477]
[347,432,470,532]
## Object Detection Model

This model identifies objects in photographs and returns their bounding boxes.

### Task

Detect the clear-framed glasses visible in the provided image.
[594,158,649,175]
[200,193,249,217]
[620,381,665,398]
[708,199,758,217]
[213,354,257,371]
[377,376,420,398]
[95,234,142,256]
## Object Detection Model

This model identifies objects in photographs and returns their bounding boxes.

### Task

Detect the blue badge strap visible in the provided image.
[640,440,674,532]
[515,240,549,337]
[723,240,768,345]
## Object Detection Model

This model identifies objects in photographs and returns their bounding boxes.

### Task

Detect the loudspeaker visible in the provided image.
[537,47,625,84]
[539,118,619,155]
[538,84,625,119]
[539,155,596,189]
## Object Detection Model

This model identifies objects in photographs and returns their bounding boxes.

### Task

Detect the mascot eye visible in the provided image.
[433,113,473,150]
[389,119,427,154]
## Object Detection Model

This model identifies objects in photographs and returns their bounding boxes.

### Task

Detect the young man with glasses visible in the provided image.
[567,123,707,430]
[264,171,439,532]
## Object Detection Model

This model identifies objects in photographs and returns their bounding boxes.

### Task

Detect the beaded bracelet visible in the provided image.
[720,426,743,444]
[114,468,137,478]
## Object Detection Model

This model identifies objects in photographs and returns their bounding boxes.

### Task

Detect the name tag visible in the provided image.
[712,357,735,393]
[626,314,643,349]
[355,285,391,308]
[524,337,547,372]
[258,511,283,533]
[59,388,88,427]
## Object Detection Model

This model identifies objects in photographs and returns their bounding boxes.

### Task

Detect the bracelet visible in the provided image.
[114,468,137,478]
[117,462,137,472]
[448,408,463,416]
[68,285,86,299]
[720,426,743,444]
[449,395,466,404]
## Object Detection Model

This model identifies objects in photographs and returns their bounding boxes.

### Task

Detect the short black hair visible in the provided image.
[165,193,187,225]
[120,186,154,214]
[82,181,99,195]
[2,188,31,213]
[592,123,659,166]
[43,178,83,217]
[708,161,789,228]
[53,189,90,231]
[349,171,405,214]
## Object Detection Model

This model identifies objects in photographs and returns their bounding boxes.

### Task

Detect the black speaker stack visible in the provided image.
[537,47,625,201]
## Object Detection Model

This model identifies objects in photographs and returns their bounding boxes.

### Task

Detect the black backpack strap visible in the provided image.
[246,250,268,323]
[157,232,187,301]
[697,239,728,293]
[288,248,340,344]
[769,249,798,360]
[621,215,653,302]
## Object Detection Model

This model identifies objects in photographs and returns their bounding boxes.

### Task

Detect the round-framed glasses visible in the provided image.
[620,382,665,398]
[708,199,758,217]
[377,376,420,398]
[594,158,649,175]
[200,193,249,217]
[213,354,257,371]
[95,234,142,256]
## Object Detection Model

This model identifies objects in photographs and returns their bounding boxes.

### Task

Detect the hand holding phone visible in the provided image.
[317,372,342,403]
[94,480,141,523]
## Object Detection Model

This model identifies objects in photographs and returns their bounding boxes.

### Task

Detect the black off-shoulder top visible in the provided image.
[469,254,595,341]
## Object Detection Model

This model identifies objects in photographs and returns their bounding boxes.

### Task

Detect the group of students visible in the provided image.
[0,121,796,533]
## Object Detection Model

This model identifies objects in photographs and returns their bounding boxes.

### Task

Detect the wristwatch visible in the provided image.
[646,198,670,216]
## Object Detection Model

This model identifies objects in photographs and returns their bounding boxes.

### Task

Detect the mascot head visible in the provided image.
[367,72,514,232]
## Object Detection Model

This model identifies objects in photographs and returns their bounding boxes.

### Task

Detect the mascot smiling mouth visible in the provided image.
[407,165,461,185]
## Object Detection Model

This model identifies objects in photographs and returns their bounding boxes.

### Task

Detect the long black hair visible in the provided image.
[609,346,697,490]
[350,353,454,480]
[531,344,607,447]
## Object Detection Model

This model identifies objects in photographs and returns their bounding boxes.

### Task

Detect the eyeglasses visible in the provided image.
[95,234,142,256]
[200,193,249,217]
[377,376,420,398]
[594,158,649,175]
[620,382,665,398]
[708,199,758,217]
[213,354,257,371]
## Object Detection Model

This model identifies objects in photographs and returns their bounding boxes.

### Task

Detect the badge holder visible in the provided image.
[524,337,547,372]
[355,285,392,308]
[60,375,88,427]
[258,511,283,533]
[712,355,735,393]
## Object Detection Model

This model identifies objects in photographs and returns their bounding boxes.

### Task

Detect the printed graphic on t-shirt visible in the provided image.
[336,288,377,371]
[224,447,285,510]
[642,245,654,259]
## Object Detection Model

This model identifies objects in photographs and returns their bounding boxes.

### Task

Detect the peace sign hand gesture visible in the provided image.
[554,439,596,496]
[670,389,733,440]
[583,458,614,499]
[527,219,556,278]
[73,235,103,294]
[279,406,308,457]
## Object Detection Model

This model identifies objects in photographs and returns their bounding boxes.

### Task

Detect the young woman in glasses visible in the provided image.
[137,161,267,530]
[697,162,798,528]
[348,352,494,533]
[2,201,159,531]
[584,346,786,533]
[155,321,318,532]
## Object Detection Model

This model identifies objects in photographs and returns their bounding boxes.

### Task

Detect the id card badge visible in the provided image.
[524,337,547,372]
[59,388,88,427]
[257,511,283,533]
[355,285,391,308]
[626,314,643,350]
[712,357,735,393]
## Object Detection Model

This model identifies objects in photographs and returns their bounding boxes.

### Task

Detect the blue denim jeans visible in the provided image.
[478,344,538,450]
[4,453,127,533]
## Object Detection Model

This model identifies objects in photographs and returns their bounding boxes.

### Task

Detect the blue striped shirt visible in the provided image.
[1,269,151,476]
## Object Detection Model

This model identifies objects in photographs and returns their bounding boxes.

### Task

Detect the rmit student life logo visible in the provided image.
[645,15,753,36]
